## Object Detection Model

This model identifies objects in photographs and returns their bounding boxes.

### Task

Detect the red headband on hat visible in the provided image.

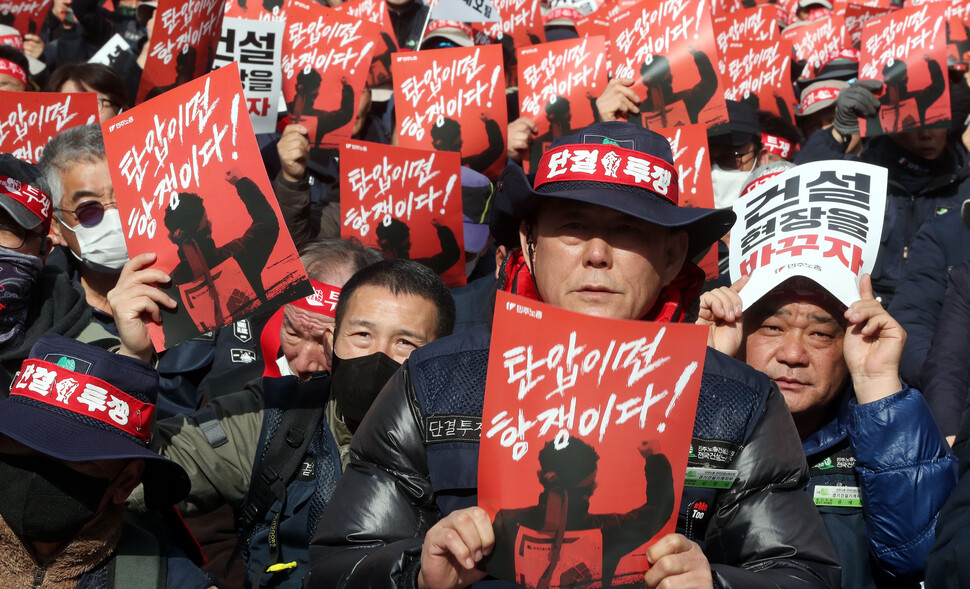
[0,58,26,87]
[801,87,840,110]
[534,144,680,205]
[761,133,794,160]
[0,34,23,51]
[290,279,340,317]
[0,174,52,232]
[426,20,475,38]
[11,359,156,443]
[545,7,582,23]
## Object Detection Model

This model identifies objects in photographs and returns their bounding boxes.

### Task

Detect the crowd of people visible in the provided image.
[2,0,970,588]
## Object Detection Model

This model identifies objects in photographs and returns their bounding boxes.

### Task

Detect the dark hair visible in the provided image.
[299,238,384,284]
[0,45,29,79]
[164,192,206,233]
[640,55,671,82]
[758,110,800,148]
[335,259,456,339]
[44,63,131,110]
[296,68,322,92]
[538,437,599,488]
[545,95,570,121]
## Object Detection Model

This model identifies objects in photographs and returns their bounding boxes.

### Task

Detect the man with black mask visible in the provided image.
[0,154,110,391]
[118,258,455,589]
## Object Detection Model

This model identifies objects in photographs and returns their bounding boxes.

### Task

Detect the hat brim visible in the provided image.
[499,163,735,259]
[0,195,44,231]
[463,221,491,253]
[0,397,190,508]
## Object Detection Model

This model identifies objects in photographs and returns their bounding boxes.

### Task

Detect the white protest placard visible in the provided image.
[213,17,285,134]
[430,0,501,23]
[729,160,888,309]
[88,34,135,70]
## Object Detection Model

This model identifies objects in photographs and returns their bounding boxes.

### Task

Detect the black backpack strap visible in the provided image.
[228,374,329,584]
[108,523,167,589]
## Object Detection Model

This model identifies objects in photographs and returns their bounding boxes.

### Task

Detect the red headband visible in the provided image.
[11,359,156,443]
[426,20,475,38]
[740,171,784,199]
[534,144,679,205]
[545,7,582,23]
[290,279,340,317]
[0,58,26,87]
[801,86,840,110]
[0,34,23,51]
[0,174,52,232]
[761,133,794,160]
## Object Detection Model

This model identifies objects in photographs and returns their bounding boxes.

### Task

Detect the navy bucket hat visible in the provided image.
[0,334,190,509]
[496,121,736,259]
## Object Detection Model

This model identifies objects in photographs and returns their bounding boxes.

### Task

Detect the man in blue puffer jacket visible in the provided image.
[699,273,957,588]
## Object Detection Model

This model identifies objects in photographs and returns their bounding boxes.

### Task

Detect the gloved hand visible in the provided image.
[833,79,883,136]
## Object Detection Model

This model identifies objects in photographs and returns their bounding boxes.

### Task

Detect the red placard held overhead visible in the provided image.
[136,0,225,104]
[480,291,706,588]
[657,124,718,279]
[781,16,845,77]
[609,0,728,132]
[472,0,544,49]
[340,140,466,287]
[843,3,894,49]
[0,93,99,163]
[282,0,378,163]
[0,0,50,36]
[720,39,798,123]
[859,2,950,136]
[517,36,608,172]
[224,0,286,21]
[712,4,778,57]
[392,45,508,179]
[335,0,398,89]
[102,64,311,350]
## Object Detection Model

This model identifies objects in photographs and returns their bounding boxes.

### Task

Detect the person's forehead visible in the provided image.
[756,297,841,325]
[282,304,333,334]
[342,285,437,332]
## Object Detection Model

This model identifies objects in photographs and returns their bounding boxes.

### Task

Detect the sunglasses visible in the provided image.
[57,200,114,227]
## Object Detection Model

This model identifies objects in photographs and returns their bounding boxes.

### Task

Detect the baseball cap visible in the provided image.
[461,167,494,253]
[797,79,847,117]
[0,154,52,233]
[709,100,760,147]
[496,121,736,259]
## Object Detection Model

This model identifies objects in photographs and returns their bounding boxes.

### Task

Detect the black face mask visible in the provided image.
[0,453,111,543]
[330,351,402,434]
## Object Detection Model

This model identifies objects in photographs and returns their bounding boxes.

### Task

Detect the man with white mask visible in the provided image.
[39,123,130,320]
[708,100,762,209]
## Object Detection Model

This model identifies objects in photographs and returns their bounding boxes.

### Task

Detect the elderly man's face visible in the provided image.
[889,127,947,161]
[741,299,849,435]
[521,200,687,321]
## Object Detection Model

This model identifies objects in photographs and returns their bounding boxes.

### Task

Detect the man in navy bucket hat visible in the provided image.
[0,334,214,588]
[306,122,839,589]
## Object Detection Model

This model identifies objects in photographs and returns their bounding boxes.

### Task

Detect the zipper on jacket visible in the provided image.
[32,564,45,589]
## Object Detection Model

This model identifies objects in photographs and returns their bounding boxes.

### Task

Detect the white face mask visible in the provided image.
[711,164,750,210]
[61,209,130,272]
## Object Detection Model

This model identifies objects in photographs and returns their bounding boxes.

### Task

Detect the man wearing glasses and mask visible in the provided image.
[0,154,108,391]
[708,100,763,210]
[39,124,130,318]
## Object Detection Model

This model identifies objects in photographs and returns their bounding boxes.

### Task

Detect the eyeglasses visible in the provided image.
[56,200,115,227]
[713,145,758,170]
[0,223,43,250]
[97,97,119,112]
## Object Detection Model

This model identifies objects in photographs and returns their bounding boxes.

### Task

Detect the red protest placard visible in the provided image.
[224,0,286,21]
[832,0,894,11]
[720,39,798,123]
[781,16,844,75]
[859,2,950,136]
[282,0,378,159]
[656,124,718,279]
[0,0,50,36]
[844,3,894,49]
[335,0,398,89]
[393,45,508,179]
[472,0,544,49]
[518,36,608,173]
[710,0,773,18]
[609,0,729,132]
[0,93,99,163]
[480,291,706,588]
[103,63,310,350]
[137,0,225,104]
[712,4,778,57]
[340,140,466,287]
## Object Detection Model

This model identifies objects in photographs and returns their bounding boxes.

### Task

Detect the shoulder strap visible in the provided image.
[228,374,329,575]
[108,524,167,589]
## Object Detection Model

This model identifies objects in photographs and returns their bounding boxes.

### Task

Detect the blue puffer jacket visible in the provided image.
[802,386,956,588]
[889,211,970,395]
